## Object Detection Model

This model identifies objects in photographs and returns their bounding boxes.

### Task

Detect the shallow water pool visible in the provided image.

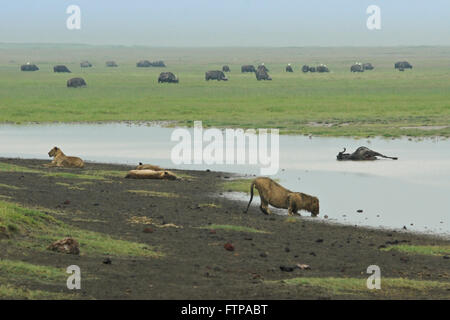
[0,123,448,236]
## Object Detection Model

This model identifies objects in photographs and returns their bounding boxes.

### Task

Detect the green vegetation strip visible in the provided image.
[0,284,78,300]
[0,162,127,181]
[0,200,161,258]
[0,260,65,284]
[221,179,255,194]
[128,189,180,198]
[0,183,22,190]
[199,224,269,234]
[268,277,450,296]
[381,244,450,257]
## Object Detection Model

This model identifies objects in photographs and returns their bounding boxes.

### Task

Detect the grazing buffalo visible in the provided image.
[337,147,398,161]
[286,64,293,72]
[258,64,269,72]
[363,63,374,70]
[351,63,364,72]
[21,63,39,71]
[158,72,179,83]
[67,77,87,88]
[137,60,152,67]
[106,61,118,67]
[395,61,412,70]
[205,70,228,81]
[137,60,166,67]
[316,64,329,73]
[222,65,230,72]
[302,65,310,73]
[80,61,92,68]
[241,65,256,73]
[152,60,166,67]
[255,65,272,80]
[53,65,71,73]
[309,66,316,72]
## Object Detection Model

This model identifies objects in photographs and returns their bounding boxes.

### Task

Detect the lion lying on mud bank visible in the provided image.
[244,177,319,216]
[135,162,164,171]
[125,169,178,180]
[44,147,84,168]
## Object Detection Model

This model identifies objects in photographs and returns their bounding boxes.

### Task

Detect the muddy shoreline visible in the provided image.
[0,158,449,299]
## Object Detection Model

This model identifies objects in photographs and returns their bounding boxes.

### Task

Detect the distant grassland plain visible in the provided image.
[0,45,449,137]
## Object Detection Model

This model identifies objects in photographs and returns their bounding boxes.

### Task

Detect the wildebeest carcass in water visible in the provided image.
[222,65,230,72]
[21,63,39,71]
[337,147,398,161]
[53,65,71,73]
[205,70,228,81]
[241,65,256,73]
[286,64,293,72]
[255,65,272,80]
[67,77,87,88]
[158,72,179,83]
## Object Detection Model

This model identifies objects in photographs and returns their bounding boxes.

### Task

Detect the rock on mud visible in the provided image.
[47,237,80,255]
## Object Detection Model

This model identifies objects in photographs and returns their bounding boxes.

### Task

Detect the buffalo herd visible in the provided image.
[205,70,228,81]
[18,59,414,87]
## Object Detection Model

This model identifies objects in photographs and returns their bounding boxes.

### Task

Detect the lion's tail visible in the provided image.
[244,180,256,213]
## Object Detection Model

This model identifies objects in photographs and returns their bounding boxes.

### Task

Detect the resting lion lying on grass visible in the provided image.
[125,169,178,180]
[44,147,84,168]
[136,162,164,171]
[244,177,319,216]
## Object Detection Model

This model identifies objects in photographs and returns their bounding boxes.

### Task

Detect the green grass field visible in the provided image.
[0,44,449,137]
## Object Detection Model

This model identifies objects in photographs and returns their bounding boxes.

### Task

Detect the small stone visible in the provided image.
[143,227,153,233]
[296,264,311,270]
[224,243,234,251]
[279,266,294,272]
[47,237,79,255]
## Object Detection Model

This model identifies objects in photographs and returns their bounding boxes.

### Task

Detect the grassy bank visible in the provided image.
[0,46,449,137]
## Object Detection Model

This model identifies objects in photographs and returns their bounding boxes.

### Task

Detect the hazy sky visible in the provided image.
[0,0,449,46]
